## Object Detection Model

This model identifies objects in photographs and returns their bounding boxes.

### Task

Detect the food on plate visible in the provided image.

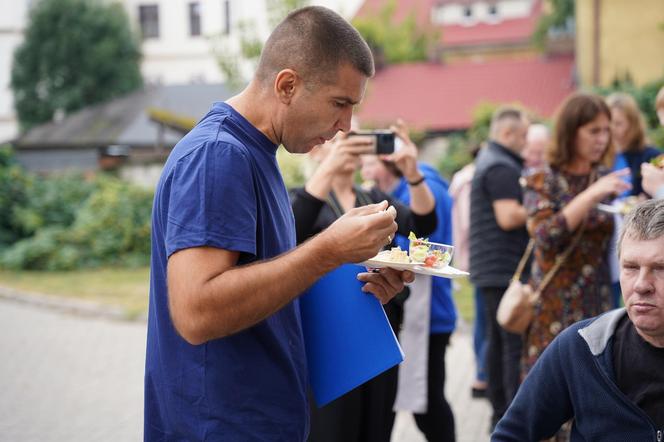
[408,232,453,268]
[368,234,454,269]
[376,247,410,264]
[650,154,664,168]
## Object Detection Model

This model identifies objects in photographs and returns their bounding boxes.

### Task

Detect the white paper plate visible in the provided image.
[597,203,621,214]
[360,258,420,272]
[359,258,469,279]
[412,265,469,279]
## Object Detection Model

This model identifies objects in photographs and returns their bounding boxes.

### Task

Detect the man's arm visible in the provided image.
[493,199,527,231]
[485,165,527,231]
[168,202,409,345]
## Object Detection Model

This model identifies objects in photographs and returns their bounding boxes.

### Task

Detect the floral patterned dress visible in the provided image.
[521,166,614,376]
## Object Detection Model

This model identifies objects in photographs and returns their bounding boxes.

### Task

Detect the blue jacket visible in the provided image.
[393,163,457,334]
[492,309,663,442]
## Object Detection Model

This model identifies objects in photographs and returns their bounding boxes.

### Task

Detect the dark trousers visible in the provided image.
[481,286,523,426]
[413,332,455,442]
[308,302,403,442]
[307,362,398,442]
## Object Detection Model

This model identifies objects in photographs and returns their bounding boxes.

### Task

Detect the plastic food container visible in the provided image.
[409,238,454,268]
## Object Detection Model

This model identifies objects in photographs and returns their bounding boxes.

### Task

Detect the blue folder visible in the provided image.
[299,263,404,407]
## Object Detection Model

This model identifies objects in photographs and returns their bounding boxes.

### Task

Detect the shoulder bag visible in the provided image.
[496,169,597,334]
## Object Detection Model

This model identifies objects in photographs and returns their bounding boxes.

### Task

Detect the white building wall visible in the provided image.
[0,0,364,141]
[0,0,31,142]
[432,0,532,26]
[120,0,364,85]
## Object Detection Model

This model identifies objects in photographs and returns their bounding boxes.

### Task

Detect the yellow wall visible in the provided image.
[576,0,664,87]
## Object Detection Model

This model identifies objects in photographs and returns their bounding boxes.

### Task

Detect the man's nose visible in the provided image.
[634,268,655,294]
[336,107,353,133]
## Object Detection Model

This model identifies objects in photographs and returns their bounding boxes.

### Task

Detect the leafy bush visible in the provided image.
[437,134,474,180]
[0,153,154,270]
[69,177,153,268]
[277,147,309,189]
[13,173,96,236]
[0,146,31,247]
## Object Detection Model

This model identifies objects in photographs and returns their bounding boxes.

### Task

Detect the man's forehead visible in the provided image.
[324,64,368,101]
[621,235,664,261]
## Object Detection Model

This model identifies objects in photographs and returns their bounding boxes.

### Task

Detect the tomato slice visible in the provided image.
[424,255,437,267]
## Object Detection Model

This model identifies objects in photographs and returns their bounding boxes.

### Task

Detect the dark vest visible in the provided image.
[469,142,529,288]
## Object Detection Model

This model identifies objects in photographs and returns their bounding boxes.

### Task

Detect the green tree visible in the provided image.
[213,0,308,87]
[532,0,575,50]
[11,0,142,131]
[352,0,439,64]
[595,75,664,147]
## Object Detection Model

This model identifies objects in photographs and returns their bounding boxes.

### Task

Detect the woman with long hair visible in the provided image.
[521,93,631,381]
[607,92,662,196]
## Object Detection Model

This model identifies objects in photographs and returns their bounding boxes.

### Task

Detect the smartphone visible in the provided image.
[348,130,395,154]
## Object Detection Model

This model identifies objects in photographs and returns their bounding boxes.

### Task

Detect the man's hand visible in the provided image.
[357,267,415,304]
[642,162,664,197]
[316,200,397,265]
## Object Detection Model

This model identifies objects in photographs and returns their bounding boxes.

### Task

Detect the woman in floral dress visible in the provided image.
[522,93,632,377]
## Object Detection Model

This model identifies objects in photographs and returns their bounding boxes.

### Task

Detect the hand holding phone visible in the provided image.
[348,130,395,154]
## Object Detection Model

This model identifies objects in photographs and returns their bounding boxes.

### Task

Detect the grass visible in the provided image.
[0,267,150,319]
[0,267,477,324]
[452,277,475,325]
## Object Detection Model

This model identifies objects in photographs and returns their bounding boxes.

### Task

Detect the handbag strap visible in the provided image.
[531,221,586,299]
[511,239,535,282]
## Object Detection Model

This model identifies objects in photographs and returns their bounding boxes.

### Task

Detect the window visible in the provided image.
[139,4,159,39]
[488,4,498,16]
[463,5,472,18]
[189,2,201,36]
[223,0,231,35]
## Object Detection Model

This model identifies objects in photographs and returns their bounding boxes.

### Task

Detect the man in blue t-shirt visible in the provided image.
[144,7,415,441]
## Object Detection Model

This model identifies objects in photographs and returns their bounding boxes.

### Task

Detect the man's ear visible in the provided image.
[274,69,298,104]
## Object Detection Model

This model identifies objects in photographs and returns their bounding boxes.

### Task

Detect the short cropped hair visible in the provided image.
[489,107,525,138]
[617,199,664,257]
[255,6,374,86]
[656,86,664,111]
[548,93,614,168]
[607,92,647,153]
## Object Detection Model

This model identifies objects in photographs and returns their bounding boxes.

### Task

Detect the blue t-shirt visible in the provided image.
[393,163,457,334]
[615,146,662,196]
[144,103,309,441]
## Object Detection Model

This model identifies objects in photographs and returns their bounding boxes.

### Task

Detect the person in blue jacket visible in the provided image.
[361,121,457,441]
[493,199,664,442]
[607,93,662,197]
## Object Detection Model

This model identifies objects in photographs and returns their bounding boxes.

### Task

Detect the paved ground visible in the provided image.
[0,298,490,441]
[391,328,492,442]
